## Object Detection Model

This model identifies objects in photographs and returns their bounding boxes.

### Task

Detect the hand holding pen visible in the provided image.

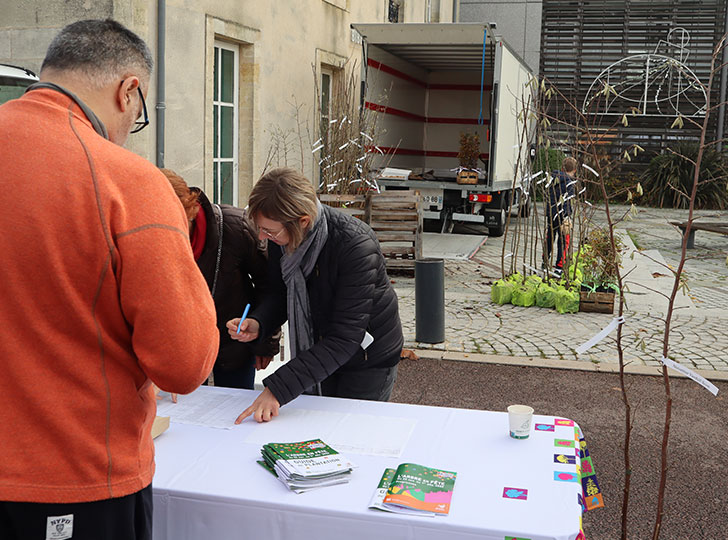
[226,303,260,343]
[236,303,251,333]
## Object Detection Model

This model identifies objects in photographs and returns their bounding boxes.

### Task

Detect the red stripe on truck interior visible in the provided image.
[365,101,489,126]
[367,58,492,91]
[367,58,426,88]
[366,145,489,159]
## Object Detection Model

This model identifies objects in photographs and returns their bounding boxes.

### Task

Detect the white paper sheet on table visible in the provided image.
[156,389,249,429]
[243,408,416,457]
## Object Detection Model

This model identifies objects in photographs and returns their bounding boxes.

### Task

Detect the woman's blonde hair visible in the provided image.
[248,167,319,251]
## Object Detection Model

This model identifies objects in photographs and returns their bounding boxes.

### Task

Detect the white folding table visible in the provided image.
[152,386,584,540]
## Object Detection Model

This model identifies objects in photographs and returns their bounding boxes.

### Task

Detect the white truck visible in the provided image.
[351,23,534,236]
[0,64,38,106]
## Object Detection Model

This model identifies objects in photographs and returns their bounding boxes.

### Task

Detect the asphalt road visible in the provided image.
[390,357,727,540]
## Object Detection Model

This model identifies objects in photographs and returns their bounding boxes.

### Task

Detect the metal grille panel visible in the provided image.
[540,0,728,171]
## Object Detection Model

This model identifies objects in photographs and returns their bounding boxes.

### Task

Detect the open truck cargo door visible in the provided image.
[352,23,495,174]
[351,23,534,236]
[489,38,535,192]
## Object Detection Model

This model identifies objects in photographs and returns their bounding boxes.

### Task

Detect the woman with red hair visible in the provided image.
[162,168,280,388]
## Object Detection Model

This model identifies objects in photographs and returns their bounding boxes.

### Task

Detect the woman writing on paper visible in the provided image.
[163,169,280,389]
[227,167,403,422]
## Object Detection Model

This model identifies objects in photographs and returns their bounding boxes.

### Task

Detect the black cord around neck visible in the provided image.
[25,81,109,139]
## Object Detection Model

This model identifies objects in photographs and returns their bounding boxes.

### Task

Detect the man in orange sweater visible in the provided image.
[0,19,218,540]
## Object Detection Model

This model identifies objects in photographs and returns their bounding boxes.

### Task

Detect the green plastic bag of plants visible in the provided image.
[535,283,557,309]
[491,280,515,305]
[511,286,536,307]
[507,272,523,285]
[566,267,583,283]
[555,288,579,314]
[526,274,543,288]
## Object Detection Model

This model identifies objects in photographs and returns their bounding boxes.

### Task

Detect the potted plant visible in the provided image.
[456,132,480,184]
[578,228,623,314]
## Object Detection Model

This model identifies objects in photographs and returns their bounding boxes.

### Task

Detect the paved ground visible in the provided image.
[395,205,728,376]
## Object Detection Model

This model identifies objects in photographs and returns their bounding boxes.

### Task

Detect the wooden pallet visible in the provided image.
[318,193,370,222]
[319,191,423,275]
[369,191,422,275]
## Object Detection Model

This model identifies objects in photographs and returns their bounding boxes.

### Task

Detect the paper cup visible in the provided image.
[508,404,534,439]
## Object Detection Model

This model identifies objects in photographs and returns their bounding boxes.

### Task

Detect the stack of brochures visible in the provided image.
[258,439,355,493]
[369,463,457,516]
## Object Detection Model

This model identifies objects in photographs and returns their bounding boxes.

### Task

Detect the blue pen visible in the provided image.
[236,303,251,334]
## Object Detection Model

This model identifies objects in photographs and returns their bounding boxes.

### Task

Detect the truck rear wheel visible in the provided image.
[488,208,506,237]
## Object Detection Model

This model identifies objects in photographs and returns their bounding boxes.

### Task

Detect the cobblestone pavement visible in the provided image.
[591,204,728,301]
[393,205,728,373]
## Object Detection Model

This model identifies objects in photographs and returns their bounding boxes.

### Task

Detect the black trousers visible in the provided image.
[320,364,398,401]
[0,484,152,540]
[209,360,256,389]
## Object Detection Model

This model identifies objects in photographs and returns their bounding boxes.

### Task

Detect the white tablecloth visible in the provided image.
[152,386,583,540]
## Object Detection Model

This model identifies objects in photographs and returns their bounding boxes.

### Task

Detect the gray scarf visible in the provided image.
[280,201,328,359]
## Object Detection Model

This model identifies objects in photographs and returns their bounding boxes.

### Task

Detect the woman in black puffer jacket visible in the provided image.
[163,169,280,389]
[226,167,403,423]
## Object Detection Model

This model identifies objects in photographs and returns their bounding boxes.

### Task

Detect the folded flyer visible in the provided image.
[369,463,457,516]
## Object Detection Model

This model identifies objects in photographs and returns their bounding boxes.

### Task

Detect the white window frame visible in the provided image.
[213,40,239,205]
[318,67,334,184]
[320,67,333,137]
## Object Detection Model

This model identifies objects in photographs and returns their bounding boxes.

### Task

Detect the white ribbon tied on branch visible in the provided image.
[661,357,719,396]
[575,316,626,354]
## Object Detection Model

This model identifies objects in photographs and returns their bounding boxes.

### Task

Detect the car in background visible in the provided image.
[0,64,38,106]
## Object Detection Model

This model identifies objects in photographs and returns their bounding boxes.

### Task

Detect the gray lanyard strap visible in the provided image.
[25,82,109,139]
[210,204,223,298]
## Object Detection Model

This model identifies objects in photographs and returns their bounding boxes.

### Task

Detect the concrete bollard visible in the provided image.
[415,258,445,343]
